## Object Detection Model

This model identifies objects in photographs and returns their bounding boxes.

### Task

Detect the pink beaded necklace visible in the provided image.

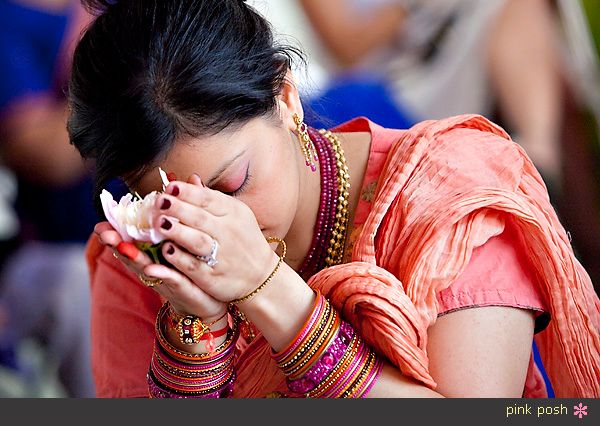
[298,127,350,280]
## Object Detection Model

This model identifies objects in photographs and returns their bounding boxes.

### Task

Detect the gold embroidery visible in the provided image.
[264,391,286,398]
[360,181,377,203]
[342,224,362,264]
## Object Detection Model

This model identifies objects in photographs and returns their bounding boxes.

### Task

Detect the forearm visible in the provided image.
[235,261,316,352]
[300,0,407,67]
[367,362,444,398]
[486,0,563,167]
[1,95,87,186]
[237,263,444,397]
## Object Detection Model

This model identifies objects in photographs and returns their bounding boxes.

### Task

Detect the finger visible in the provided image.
[94,221,114,235]
[97,229,122,248]
[154,214,218,258]
[142,262,193,299]
[115,242,153,266]
[94,221,121,247]
[142,263,225,320]
[164,179,229,217]
[154,194,220,237]
[161,241,214,282]
[112,242,154,281]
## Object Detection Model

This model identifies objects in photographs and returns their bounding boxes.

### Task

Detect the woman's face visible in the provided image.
[133,115,303,241]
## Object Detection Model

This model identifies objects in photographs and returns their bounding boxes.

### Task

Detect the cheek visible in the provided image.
[248,148,298,228]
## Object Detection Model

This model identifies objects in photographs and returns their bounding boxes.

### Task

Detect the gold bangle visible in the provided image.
[229,237,286,304]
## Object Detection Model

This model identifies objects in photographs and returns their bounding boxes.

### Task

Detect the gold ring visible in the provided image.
[138,273,163,288]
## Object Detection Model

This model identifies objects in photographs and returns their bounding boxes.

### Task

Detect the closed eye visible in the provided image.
[223,165,250,197]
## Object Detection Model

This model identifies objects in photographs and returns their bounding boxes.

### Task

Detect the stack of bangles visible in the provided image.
[272,291,384,398]
[147,302,240,398]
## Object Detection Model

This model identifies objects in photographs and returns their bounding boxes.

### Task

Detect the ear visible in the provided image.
[277,70,304,132]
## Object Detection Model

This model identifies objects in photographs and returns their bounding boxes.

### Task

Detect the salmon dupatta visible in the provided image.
[232,114,600,398]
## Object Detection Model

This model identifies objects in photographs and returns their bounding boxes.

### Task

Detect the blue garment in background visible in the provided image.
[305,72,417,130]
[0,1,99,243]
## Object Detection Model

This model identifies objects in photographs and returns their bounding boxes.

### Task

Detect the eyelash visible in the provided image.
[227,167,251,197]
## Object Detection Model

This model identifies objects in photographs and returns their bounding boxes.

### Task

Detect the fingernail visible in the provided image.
[160,198,171,210]
[97,235,113,248]
[168,185,179,196]
[167,172,177,182]
[166,244,175,255]
[161,218,172,230]
[117,242,139,260]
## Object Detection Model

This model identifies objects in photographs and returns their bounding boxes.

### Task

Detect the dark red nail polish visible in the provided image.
[166,244,175,255]
[160,198,171,210]
[161,218,172,230]
[168,185,179,196]
[167,172,177,182]
[117,242,139,260]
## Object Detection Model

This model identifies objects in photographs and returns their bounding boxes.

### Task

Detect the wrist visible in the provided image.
[163,305,230,354]
[149,303,240,398]
[235,262,316,352]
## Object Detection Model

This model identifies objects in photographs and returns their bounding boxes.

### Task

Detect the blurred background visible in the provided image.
[0,0,599,397]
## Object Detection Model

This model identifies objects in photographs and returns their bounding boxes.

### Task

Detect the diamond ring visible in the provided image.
[197,239,219,268]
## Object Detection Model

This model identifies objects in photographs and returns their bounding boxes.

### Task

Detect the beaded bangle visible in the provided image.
[307,334,361,398]
[153,341,235,378]
[149,343,236,397]
[272,292,383,398]
[155,302,239,363]
[286,309,340,379]
[273,292,327,367]
[357,354,384,397]
[325,341,370,398]
[150,361,233,392]
[272,290,324,361]
[277,302,333,375]
[229,237,286,304]
[286,321,354,394]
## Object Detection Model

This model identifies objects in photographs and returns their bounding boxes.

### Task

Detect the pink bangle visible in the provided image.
[286,320,354,394]
[321,340,369,398]
[273,290,325,362]
[356,356,384,398]
[147,371,235,398]
[154,339,235,373]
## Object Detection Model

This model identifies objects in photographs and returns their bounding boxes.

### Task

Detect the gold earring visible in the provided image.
[293,113,318,172]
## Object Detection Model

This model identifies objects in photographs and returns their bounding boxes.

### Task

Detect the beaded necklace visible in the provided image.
[298,128,351,280]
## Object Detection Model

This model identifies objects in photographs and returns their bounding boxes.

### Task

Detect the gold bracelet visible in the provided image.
[229,237,286,304]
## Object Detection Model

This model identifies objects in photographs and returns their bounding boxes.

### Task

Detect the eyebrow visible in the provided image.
[206,149,247,186]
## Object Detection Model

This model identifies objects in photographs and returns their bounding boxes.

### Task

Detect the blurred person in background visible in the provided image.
[298,0,564,197]
[0,0,96,397]
[248,0,418,131]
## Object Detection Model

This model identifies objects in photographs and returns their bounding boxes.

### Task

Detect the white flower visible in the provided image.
[100,189,167,244]
[100,169,172,244]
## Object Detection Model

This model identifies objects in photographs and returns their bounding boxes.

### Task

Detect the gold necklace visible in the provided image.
[319,129,351,267]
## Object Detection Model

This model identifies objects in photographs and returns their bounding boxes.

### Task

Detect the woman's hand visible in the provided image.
[151,174,280,303]
[93,221,227,322]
